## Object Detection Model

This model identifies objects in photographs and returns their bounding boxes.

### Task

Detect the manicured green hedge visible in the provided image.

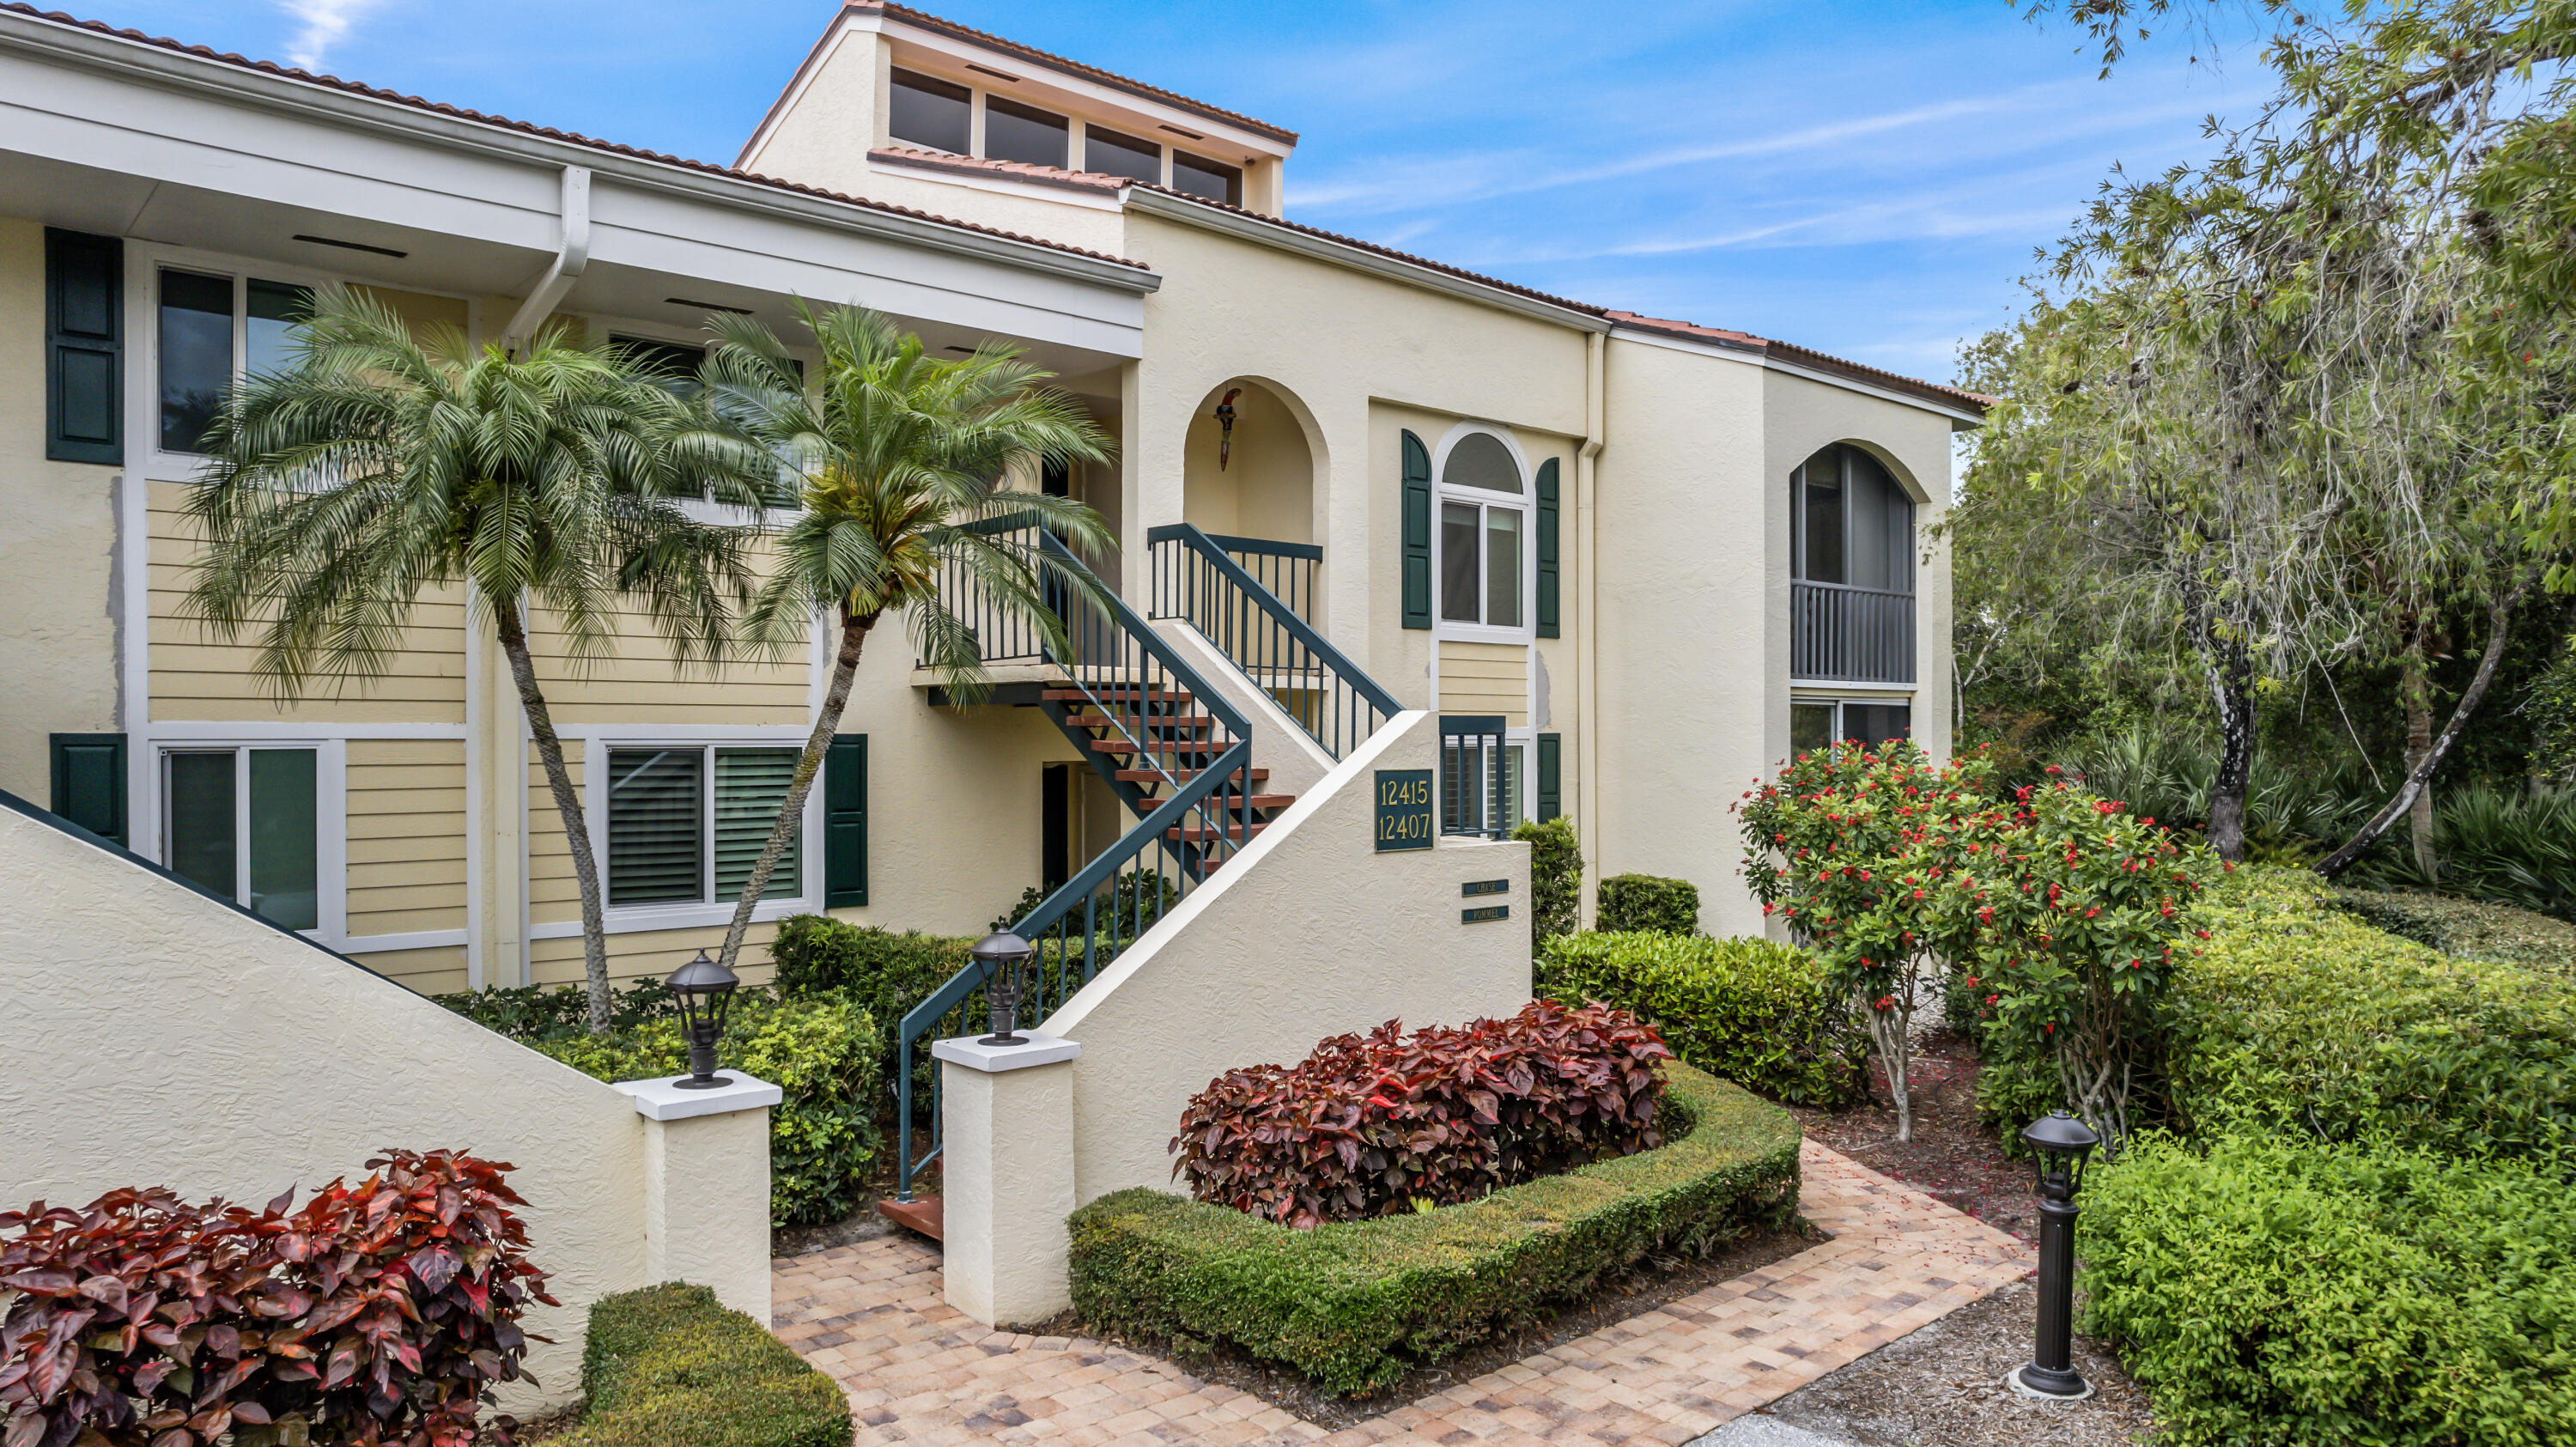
[561,1284,850,1447]
[768,914,974,1031]
[2164,867,2576,1158]
[2334,885,2576,976]
[1068,1062,1800,1395]
[1538,932,1866,1106]
[532,993,883,1227]
[2080,1133,2576,1447]
[1595,873,1699,934]
[1511,816,1583,947]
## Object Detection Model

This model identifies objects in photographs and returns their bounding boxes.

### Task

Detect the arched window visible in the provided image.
[1437,430,1527,629]
[1790,443,1913,592]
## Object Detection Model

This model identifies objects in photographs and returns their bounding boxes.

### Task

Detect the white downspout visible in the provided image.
[1577,327,1605,929]
[501,166,592,356]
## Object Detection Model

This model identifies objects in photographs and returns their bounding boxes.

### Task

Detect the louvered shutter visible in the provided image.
[1535,458,1560,638]
[607,748,704,905]
[1536,733,1562,822]
[715,748,802,901]
[46,229,121,465]
[824,735,868,908]
[1400,429,1432,629]
[49,733,126,846]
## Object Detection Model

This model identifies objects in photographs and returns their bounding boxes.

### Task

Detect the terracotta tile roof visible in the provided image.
[865,3,1297,146]
[870,144,1127,196]
[0,3,1151,275]
[1607,311,1993,415]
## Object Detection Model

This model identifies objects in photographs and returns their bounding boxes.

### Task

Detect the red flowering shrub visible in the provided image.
[1735,739,1997,1141]
[1170,1000,1675,1227]
[0,1151,554,1447]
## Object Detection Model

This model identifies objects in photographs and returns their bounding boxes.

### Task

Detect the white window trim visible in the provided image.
[147,735,349,945]
[575,726,823,933]
[1429,421,1537,644]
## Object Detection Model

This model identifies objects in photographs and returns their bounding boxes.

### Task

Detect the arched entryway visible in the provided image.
[1182,378,1316,546]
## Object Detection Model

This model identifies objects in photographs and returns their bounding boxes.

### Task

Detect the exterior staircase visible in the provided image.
[880,521,1400,1237]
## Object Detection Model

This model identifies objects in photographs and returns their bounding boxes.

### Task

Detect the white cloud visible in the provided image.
[276,0,381,71]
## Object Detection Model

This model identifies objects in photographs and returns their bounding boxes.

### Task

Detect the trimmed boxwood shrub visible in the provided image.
[2080,1133,2576,1447]
[2334,886,2576,976]
[1511,816,1583,946]
[562,1284,849,1447]
[1070,1062,1800,1395]
[1596,873,1699,934]
[2163,867,2576,1159]
[1538,932,1866,1106]
[529,993,883,1227]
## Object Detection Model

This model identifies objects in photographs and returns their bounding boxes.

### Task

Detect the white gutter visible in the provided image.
[501,166,591,356]
[1576,328,1604,927]
[0,9,1160,297]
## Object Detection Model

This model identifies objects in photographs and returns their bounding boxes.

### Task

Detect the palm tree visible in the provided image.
[185,285,769,1032]
[698,301,1115,973]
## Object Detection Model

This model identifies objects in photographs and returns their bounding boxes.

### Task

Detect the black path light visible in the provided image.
[2012,1110,2103,1399]
[667,948,740,1090]
[972,931,1038,1045]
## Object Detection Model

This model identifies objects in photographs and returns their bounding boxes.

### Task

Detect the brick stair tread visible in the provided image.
[1092,739,1228,755]
[1165,822,1270,842]
[1066,711,1216,731]
[875,1196,942,1242]
[1117,766,1267,782]
[1042,686,1191,703]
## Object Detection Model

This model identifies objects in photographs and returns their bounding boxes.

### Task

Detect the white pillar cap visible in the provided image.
[933,1032,1082,1073]
[611,1073,783,1121]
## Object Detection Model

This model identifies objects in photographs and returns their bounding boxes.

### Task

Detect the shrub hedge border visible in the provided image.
[560,1283,850,1447]
[1068,1062,1801,1395]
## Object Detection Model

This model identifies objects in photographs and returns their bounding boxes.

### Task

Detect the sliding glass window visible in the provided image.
[162,746,319,930]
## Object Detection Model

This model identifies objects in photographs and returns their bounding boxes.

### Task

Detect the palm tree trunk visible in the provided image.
[718,605,880,973]
[494,600,614,1034]
[2318,581,2529,879]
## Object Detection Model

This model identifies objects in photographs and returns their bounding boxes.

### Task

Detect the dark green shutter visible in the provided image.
[1400,429,1432,629]
[50,733,127,847]
[1536,733,1562,822]
[825,734,868,908]
[1535,457,1561,638]
[46,229,122,465]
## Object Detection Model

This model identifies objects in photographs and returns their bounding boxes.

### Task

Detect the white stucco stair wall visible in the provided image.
[1041,709,1531,1206]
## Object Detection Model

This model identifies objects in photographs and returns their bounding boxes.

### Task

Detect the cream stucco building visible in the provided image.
[2,2,1978,992]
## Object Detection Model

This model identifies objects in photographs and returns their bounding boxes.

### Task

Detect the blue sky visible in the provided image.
[84,0,2270,382]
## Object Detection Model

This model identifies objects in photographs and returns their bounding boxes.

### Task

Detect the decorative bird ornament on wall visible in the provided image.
[1215,387,1242,471]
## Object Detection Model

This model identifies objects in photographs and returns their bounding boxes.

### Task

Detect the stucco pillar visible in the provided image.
[611,1073,781,1320]
[934,1033,1081,1327]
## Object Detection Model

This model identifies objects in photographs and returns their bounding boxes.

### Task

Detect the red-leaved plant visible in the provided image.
[0,1150,554,1447]
[1170,999,1675,1228]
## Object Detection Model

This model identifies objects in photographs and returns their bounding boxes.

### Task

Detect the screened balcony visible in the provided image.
[1790,443,1916,684]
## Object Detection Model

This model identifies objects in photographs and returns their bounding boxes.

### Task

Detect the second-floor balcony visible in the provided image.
[1790,442,1917,685]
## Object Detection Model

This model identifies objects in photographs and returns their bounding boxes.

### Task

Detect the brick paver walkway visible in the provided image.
[770,1141,2031,1447]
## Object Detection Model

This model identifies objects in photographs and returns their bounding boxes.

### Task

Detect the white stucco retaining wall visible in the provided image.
[0,802,769,1406]
[1044,710,1532,1204]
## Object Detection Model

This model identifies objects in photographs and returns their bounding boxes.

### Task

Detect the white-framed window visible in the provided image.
[603,745,805,910]
[159,745,323,931]
[1790,698,1914,753]
[1432,425,1533,641]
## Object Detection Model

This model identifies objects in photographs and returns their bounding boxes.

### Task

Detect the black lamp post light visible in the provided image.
[972,931,1038,1045]
[667,948,741,1090]
[2012,1109,2103,1400]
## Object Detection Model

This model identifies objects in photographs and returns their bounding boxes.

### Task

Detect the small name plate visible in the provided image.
[1461,879,1510,897]
[1461,904,1510,925]
[1374,769,1434,852]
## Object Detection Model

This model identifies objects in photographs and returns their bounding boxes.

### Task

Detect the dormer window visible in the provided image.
[985,95,1069,168]
[1172,150,1242,206]
[889,68,969,154]
[1084,123,1161,183]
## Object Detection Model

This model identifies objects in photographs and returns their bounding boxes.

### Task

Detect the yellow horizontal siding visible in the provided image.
[528,921,782,991]
[1440,641,1528,727]
[345,739,465,937]
[146,483,466,722]
[350,944,469,995]
[528,741,586,927]
[526,599,809,726]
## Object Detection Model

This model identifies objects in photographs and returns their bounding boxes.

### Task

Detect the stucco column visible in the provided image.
[934,1033,1081,1327]
[611,1073,781,1320]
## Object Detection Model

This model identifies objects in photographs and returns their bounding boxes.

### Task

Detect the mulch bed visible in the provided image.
[1036,1220,1824,1433]
[1784,1034,2041,1245]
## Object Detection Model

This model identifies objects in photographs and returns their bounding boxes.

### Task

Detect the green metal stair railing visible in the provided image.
[1145,524,1401,759]
[893,526,1255,1202]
